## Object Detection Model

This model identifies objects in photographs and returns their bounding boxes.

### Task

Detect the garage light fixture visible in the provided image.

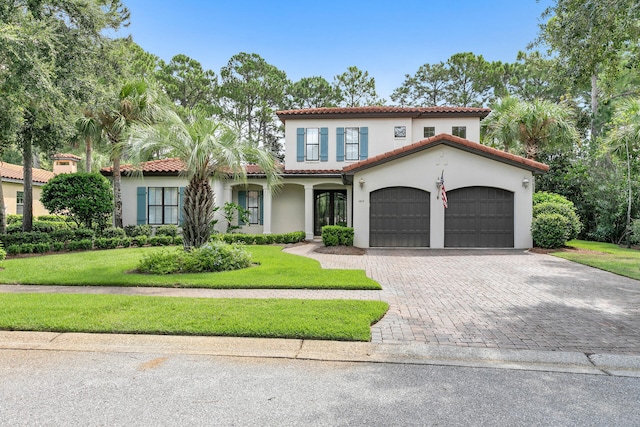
[522,177,530,189]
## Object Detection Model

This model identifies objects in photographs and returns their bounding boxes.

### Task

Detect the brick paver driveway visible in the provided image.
[286,244,640,355]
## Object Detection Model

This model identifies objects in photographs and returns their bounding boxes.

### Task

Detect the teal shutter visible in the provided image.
[360,127,368,160]
[320,127,329,162]
[178,187,185,225]
[336,127,345,162]
[136,187,146,225]
[296,128,305,162]
[238,191,246,225]
[259,191,264,225]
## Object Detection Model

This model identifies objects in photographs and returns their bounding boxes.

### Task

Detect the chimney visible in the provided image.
[51,153,81,175]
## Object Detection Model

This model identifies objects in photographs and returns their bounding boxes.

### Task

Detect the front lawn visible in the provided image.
[552,240,640,281]
[0,293,389,341]
[0,246,380,290]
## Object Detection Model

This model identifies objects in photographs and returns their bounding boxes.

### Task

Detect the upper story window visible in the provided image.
[424,127,435,138]
[148,187,178,225]
[16,191,24,215]
[452,126,466,138]
[345,127,360,161]
[305,128,319,161]
[394,126,406,138]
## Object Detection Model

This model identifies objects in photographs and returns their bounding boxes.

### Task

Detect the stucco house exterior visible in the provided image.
[102,106,548,248]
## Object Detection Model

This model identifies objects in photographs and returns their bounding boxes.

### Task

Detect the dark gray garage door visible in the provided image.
[370,187,430,247]
[444,186,514,248]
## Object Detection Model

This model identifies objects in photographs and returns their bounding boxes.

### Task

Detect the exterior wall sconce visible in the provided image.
[522,177,530,189]
[359,178,366,189]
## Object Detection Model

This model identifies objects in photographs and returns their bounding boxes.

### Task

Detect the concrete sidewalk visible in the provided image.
[2,331,640,378]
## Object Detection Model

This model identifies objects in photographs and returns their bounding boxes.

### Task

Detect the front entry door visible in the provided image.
[314,190,347,236]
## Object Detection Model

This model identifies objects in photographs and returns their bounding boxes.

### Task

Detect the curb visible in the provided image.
[2,331,639,377]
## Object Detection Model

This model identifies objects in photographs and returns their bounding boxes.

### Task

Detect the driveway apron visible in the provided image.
[285,244,640,355]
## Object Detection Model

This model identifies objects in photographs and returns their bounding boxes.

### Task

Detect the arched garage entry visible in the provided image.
[444,186,514,248]
[370,187,430,247]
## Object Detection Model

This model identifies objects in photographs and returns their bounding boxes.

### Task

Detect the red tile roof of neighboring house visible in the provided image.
[277,106,491,121]
[101,158,297,176]
[343,133,549,173]
[52,153,81,161]
[0,162,56,184]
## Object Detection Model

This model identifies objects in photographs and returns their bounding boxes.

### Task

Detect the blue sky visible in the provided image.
[117,0,553,100]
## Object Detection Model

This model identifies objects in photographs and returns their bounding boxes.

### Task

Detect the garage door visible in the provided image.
[370,187,430,247]
[444,187,514,248]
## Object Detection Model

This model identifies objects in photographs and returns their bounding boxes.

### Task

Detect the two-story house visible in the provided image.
[103,106,548,248]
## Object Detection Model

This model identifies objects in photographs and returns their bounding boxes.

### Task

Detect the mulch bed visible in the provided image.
[313,245,366,255]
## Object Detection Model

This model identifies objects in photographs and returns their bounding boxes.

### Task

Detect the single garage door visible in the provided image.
[445,187,514,248]
[370,187,430,247]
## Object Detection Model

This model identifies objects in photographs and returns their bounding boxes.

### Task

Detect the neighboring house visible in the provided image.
[1,153,80,216]
[102,106,548,248]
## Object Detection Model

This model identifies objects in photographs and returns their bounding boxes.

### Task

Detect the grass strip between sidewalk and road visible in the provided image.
[0,294,389,341]
[552,240,640,281]
[0,246,380,290]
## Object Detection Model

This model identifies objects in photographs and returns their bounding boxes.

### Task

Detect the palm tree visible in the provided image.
[75,110,102,172]
[482,98,579,160]
[605,98,640,247]
[98,81,160,228]
[129,110,281,250]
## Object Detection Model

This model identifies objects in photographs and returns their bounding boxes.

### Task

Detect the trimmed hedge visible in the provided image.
[124,224,152,237]
[137,242,252,274]
[216,231,306,245]
[531,213,570,249]
[533,202,581,240]
[155,224,178,238]
[321,226,354,247]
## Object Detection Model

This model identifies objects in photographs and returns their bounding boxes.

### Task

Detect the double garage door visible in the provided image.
[369,186,514,248]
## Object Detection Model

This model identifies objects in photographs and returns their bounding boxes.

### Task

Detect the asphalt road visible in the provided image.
[1,349,639,426]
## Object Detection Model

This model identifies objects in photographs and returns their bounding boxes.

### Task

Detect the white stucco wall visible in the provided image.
[284,116,481,171]
[351,145,534,249]
[271,184,305,234]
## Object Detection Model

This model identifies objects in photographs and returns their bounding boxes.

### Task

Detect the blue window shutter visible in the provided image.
[238,191,246,225]
[320,127,329,162]
[360,127,368,160]
[296,128,305,162]
[136,187,146,225]
[178,187,185,225]
[336,127,345,162]
[259,191,264,225]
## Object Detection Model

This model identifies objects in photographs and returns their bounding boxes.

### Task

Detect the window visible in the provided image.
[345,127,360,161]
[394,126,406,138]
[424,127,435,138]
[148,187,178,225]
[305,128,319,161]
[246,190,260,225]
[452,126,466,138]
[16,191,24,215]
[57,161,69,166]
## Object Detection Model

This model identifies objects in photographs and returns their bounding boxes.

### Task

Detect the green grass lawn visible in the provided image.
[0,246,380,290]
[0,293,389,341]
[552,240,640,281]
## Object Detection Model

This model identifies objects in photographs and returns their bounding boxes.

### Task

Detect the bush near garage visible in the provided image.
[532,191,582,248]
[321,226,354,247]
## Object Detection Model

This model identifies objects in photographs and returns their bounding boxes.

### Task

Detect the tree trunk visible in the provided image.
[22,138,33,232]
[113,155,123,228]
[591,74,599,141]
[85,137,92,173]
[182,177,214,250]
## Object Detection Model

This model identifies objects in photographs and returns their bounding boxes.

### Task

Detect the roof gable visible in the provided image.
[342,134,549,174]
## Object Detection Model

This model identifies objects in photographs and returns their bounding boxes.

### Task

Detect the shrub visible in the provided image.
[137,241,252,274]
[94,237,119,250]
[133,235,148,247]
[322,226,354,247]
[6,245,20,256]
[67,239,93,251]
[531,213,570,248]
[155,224,178,238]
[124,224,152,238]
[52,242,65,252]
[533,191,576,208]
[19,243,35,254]
[0,246,6,261]
[174,235,183,246]
[51,229,76,243]
[149,236,173,246]
[6,223,22,233]
[119,237,133,248]
[533,202,581,240]
[74,228,95,241]
[33,242,51,253]
[32,221,70,233]
[631,219,640,246]
[0,231,51,247]
[217,231,306,245]
[7,214,21,224]
[37,215,73,222]
[101,227,127,239]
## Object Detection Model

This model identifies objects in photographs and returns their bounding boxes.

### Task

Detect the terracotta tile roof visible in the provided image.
[342,133,549,173]
[277,106,491,121]
[0,162,55,184]
[101,158,289,176]
[52,153,81,161]
[282,169,342,175]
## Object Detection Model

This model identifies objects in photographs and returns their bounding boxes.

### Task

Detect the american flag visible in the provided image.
[441,183,448,209]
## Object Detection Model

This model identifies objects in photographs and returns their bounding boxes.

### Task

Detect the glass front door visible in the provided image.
[314,190,347,236]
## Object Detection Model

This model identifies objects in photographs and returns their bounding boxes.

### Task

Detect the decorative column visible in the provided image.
[262,184,272,234]
[304,184,314,240]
